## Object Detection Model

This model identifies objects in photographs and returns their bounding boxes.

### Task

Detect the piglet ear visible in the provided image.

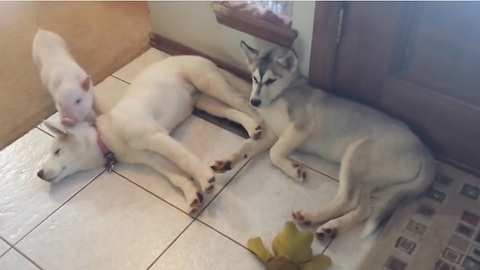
[80,76,91,92]
[43,120,69,137]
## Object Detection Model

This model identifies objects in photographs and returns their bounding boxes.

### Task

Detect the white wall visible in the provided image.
[147,1,315,76]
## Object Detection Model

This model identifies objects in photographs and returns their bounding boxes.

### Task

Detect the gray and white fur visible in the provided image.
[211,41,436,241]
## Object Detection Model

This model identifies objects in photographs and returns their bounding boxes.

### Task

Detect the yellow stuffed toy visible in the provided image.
[247,221,332,270]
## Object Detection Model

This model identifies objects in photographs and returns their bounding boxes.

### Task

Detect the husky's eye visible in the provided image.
[253,76,259,83]
[75,98,82,105]
[54,149,61,156]
[264,78,277,85]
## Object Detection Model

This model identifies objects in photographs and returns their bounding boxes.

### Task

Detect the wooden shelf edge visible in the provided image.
[211,2,298,48]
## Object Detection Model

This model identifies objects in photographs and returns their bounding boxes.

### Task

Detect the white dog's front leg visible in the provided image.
[269,123,312,182]
[134,132,215,193]
[195,94,261,140]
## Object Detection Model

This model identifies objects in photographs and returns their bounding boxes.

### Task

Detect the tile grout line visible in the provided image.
[113,171,193,217]
[145,160,252,269]
[11,246,44,270]
[110,74,131,85]
[35,127,53,138]
[145,219,195,270]
[12,170,105,246]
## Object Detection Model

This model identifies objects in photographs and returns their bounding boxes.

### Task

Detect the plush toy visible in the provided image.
[247,221,332,270]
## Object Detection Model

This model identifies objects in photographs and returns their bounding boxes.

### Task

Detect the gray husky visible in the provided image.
[211,41,436,241]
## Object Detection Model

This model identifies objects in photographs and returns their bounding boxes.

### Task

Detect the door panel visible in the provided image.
[312,2,480,170]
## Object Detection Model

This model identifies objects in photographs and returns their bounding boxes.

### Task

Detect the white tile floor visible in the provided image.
[0,48,377,270]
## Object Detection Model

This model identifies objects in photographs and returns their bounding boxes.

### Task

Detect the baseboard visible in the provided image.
[149,32,251,83]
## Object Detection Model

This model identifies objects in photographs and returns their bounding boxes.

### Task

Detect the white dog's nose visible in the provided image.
[37,169,45,179]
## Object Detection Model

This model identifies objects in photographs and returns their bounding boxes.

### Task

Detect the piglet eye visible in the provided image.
[54,149,61,156]
[75,98,82,105]
[253,76,258,83]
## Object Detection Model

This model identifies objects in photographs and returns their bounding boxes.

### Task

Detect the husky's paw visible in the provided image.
[211,160,232,173]
[292,211,313,226]
[315,223,337,243]
[187,192,204,215]
[292,162,307,182]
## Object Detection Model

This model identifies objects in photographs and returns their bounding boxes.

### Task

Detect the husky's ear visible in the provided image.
[277,50,298,72]
[240,40,259,66]
[43,120,69,137]
[80,76,91,92]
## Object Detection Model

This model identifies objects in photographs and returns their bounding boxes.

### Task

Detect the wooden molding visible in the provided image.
[211,2,298,48]
[149,32,251,82]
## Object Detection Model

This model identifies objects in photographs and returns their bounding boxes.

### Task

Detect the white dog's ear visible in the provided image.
[240,40,259,66]
[277,50,298,72]
[80,76,91,92]
[43,120,69,137]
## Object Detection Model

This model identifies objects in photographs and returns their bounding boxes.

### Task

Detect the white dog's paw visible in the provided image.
[315,221,338,243]
[291,162,307,182]
[210,160,233,173]
[249,125,263,140]
[292,210,314,226]
[200,175,215,194]
[187,192,204,215]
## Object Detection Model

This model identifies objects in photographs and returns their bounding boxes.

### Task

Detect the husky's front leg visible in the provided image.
[269,123,312,182]
[133,132,215,193]
[211,128,277,173]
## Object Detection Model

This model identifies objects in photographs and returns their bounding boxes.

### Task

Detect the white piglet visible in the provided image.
[32,28,95,126]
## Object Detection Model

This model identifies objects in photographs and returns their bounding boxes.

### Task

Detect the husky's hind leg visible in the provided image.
[195,94,261,139]
[292,138,371,228]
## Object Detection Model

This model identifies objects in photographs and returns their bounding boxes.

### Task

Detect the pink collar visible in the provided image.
[93,125,117,172]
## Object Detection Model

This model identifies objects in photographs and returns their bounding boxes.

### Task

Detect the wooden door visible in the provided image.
[310,2,480,172]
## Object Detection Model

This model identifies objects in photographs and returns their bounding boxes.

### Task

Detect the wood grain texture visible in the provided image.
[211,2,297,48]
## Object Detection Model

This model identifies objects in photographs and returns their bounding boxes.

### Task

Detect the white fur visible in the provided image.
[38,56,263,213]
[32,28,94,126]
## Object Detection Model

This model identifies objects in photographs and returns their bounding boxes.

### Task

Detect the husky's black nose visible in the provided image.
[250,99,261,107]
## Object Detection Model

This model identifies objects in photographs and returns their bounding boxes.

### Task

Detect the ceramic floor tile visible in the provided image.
[0,128,101,244]
[17,172,192,270]
[0,249,39,270]
[199,152,339,253]
[323,228,375,270]
[150,221,263,270]
[113,48,171,83]
[115,116,249,214]
[38,76,130,135]
[0,238,10,257]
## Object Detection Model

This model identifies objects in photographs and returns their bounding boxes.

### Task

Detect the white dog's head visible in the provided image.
[37,120,104,183]
[240,41,299,108]
[55,76,93,127]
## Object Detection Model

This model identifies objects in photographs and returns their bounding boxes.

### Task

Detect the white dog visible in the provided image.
[32,28,95,127]
[37,55,263,213]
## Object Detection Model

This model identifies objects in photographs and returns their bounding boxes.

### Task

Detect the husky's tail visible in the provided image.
[361,150,436,237]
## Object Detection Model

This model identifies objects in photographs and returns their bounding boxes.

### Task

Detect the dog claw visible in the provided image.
[211,160,232,173]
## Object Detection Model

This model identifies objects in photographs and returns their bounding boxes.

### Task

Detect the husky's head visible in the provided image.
[37,120,104,183]
[54,76,93,127]
[240,41,298,108]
